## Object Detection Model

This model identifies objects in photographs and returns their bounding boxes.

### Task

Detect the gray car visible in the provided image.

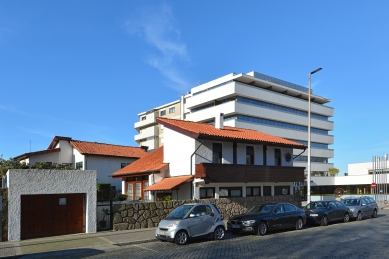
[342,196,379,220]
[155,203,225,245]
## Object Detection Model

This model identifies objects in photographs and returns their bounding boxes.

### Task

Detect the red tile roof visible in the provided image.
[157,118,306,149]
[111,147,167,178]
[70,140,148,159]
[144,175,193,191]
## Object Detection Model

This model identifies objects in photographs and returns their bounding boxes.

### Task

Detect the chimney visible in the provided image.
[140,146,149,152]
[215,113,224,129]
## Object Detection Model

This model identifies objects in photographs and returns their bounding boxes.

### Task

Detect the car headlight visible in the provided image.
[242,220,256,226]
[349,208,355,212]
[167,221,180,228]
[310,214,318,217]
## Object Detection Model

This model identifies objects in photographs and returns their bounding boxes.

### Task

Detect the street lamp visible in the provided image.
[307,67,322,204]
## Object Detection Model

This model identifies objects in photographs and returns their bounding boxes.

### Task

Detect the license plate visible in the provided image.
[160,231,165,236]
[232,224,240,228]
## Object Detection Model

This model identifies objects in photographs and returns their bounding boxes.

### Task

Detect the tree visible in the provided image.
[328,167,340,176]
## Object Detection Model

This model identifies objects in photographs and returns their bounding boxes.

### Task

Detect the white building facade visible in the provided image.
[135,71,334,177]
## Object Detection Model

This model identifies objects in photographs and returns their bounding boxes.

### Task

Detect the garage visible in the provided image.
[21,194,85,240]
[7,169,97,241]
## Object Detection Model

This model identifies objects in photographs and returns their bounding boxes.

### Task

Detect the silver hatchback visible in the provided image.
[156,203,225,245]
[342,196,379,220]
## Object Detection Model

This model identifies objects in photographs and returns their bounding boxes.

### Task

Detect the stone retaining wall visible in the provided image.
[113,195,300,231]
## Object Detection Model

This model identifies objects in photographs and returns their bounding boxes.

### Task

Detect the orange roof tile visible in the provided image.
[157,118,306,149]
[111,147,167,177]
[144,175,193,191]
[70,140,148,158]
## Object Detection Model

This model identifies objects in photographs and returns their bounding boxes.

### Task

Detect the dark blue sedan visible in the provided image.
[304,200,351,226]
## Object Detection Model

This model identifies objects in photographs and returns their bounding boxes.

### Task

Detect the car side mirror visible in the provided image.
[327,206,332,210]
[189,214,195,218]
[210,212,214,217]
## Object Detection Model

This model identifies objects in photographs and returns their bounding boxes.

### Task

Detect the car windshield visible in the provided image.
[165,205,194,220]
[305,201,328,209]
[343,199,360,206]
[246,204,275,214]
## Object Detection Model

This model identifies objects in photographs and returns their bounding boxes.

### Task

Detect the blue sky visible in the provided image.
[1,1,389,174]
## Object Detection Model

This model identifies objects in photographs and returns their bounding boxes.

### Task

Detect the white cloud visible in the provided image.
[124,3,191,92]
[0,104,28,114]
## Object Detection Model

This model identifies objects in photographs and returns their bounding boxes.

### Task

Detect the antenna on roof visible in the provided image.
[30,140,31,153]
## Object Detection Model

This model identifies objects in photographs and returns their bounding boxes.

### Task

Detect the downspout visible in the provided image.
[190,139,205,200]
[293,148,307,160]
[152,172,155,202]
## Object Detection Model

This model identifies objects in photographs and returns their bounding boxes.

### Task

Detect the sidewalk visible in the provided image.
[0,228,157,258]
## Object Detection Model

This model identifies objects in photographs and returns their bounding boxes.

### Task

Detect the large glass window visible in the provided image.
[144,182,149,201]
[275,186,290,195]
[219,187,242,198]
[263,186,271,196]
[200,188,214,199]
[212,143,222,164]
[135,183,141,200]
[246,186,261,196]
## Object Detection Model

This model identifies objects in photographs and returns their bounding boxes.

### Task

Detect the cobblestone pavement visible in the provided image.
[48,212,389,259]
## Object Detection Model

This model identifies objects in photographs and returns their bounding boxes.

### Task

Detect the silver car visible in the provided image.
[342,196,379,220]
[155,203,225,245]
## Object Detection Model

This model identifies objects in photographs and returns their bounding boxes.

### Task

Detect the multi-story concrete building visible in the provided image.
[134,71,334,176]
[134,100,182,150]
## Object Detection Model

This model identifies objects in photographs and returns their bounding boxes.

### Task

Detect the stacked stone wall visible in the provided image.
[113,195,301,231]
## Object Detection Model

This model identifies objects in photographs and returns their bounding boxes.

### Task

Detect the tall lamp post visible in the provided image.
[307,67,322,204]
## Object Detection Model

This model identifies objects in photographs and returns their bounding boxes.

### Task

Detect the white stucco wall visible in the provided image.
[27,152,60,165]
[7,169,97,241]
[86,155,136,190]
[164,128,196,177]
[58,140,73,164]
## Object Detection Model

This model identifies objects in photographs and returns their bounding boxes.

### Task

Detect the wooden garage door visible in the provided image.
[21,194,85,240]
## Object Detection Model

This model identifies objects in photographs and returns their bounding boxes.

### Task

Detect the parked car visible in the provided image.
[155,203,225,245]
[342,196,379,220]
[227,203,306,236]
[304,200,351,226]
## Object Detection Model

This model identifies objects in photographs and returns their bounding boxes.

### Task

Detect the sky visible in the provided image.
[1,1,389,174]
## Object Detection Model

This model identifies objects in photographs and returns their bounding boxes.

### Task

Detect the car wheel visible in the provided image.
[320,215,328,226]
[356,211,362,221]
[372,209,377,218]
[175,230,188,245]
[213,226,225,240]
[343,213,350,223]
[295,217,303,230]
[257,221,268,236]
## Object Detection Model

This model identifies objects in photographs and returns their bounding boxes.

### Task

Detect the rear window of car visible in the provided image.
[210,204,221,214]
[283,203,297,212]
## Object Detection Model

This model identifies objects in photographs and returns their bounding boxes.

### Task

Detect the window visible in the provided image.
[169,107,175,114]
[219,187,242,198]
[246,186,261,196]
[283,203,297,212]
[246,146,254,165]
[263,186,271,196]
[263,146,267,165]
[135,183,142,200]
[212,143,222,163]
[144,182,149,201]
[160,110,166,116]
[273,204,284,213]
[76,162,83,169]
[141,116,146,121]
[275,186,290,195]
[128,184,133,200]
[121,163,130,169]
[275,149,281,166]
[200,188,215,199]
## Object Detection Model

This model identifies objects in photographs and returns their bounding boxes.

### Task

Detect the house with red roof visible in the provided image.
[112,115,307,201]
[14,136,148,190]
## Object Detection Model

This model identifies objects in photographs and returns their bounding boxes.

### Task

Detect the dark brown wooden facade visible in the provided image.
[195,163,305,184]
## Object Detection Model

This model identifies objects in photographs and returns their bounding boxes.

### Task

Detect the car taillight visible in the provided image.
[220,213,224,220]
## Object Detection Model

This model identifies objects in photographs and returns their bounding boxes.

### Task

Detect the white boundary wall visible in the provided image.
[7,169,97,241]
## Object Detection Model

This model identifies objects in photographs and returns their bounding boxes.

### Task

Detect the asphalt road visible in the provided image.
[52,212,389,259]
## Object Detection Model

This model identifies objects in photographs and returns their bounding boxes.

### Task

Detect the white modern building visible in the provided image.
[309,160,389,202]
[135,71,334,177]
